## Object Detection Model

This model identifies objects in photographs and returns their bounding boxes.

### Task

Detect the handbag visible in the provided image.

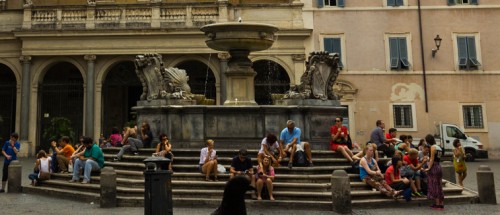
[39,171,51,181]
[68,163,74,173]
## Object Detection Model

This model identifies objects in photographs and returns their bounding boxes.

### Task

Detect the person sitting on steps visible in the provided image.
[330,117,356,168]
[230,148,256,194]
[199,139,218,181]
[114,126,143,161]
[279,120,313,169]
[154,133,174,171]
[69,137,104,184]
[50,136,75,173]
[257,134,281,174]
[256,156,275,201]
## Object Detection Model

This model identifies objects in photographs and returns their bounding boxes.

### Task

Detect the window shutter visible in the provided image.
[324,38,334,53]
[470,0,478,5]
[317,0,324,8]
[467,37,481,66]
[331,38,343,68]
[396,0,404,6]
[398,38,410,67]
[338,0,345,7]
[447,0,456,6]
[388,0,396,6]
[457,37,468,66]
[389,38,400,69]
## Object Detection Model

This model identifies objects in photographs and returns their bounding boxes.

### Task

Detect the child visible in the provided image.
[452,139,467,187]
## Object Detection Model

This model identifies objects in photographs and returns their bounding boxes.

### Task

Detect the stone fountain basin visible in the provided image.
[200,22,279,52]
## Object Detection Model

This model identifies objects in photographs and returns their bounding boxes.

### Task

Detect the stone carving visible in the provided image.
[284,51,341,101]
[24,0,33,7]
[390,83,424,102]
[134,54,193,101]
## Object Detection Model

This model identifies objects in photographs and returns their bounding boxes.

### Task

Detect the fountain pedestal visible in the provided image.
[200,22,278,106]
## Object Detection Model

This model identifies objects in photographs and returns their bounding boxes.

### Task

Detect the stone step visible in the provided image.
[350,185,464,200]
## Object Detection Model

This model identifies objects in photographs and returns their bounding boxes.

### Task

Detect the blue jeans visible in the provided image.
[28,173,38,181]
[71,159,101,182]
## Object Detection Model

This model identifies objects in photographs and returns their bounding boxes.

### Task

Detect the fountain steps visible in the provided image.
[22,148,478,210]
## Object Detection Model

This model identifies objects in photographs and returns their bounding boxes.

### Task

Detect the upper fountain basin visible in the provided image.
[200,22,279,52]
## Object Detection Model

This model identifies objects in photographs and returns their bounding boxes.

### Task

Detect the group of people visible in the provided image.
[329,118,468,211]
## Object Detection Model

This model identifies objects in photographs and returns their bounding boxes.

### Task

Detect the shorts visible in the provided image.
[330,142,347,151]
[287,142,306,153]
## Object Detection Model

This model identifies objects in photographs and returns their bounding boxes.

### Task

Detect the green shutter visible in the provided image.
[338,0,345,7]
[457,37,468,66]
[317,0,324,8]
[467,37,480,66]
[324,38,334,53]
[388,0,396,6]
[470,0,478,5]
[389,38,400,69]
[396,0,404,6]
[398,38,410,67]
[448,0,456,6]
[331,38,343,68]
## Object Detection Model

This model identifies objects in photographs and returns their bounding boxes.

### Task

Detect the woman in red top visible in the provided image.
[385,156,410,191]
[330,117,355,167]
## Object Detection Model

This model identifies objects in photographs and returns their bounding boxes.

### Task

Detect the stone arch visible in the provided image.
[333,79,358,102]
[252,59,291,105]
[166,54,220,84]
[32,57,86,85]
[96,55,136,85]
[0,61,19,143]
[0,58,21,84]
[251,56,294,83]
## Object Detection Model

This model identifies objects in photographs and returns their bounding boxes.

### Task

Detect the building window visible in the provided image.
[323,37,344,69]
[448,0,478,5]
[319,0,345,7]
[462,105,484,129]
[388,0,404,6]
[389,37,410,70]
[392,104,414,129]
[457,36,481,70]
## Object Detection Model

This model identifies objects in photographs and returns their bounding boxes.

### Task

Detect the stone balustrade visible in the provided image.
[23,4,221,30]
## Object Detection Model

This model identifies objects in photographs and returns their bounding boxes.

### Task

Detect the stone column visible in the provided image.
[217,0,229,22]
[477,165,497,204]
[19,56,31,141]
[292,54,305,86]
[224,50,257,105]
[8,160,22,193]
[100,167,117,208]
[331,170,351,213]
[441,161,456,184]
[84,55,96,137]
[217,52,230,105]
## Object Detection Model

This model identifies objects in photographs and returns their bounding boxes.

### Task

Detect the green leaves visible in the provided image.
[42,117,76,143]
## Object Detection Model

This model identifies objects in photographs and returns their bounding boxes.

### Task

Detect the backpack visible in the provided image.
[293,151,308,167]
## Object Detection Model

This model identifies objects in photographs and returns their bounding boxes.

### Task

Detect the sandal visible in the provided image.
[205,177,211,181]
[214,176,219,182]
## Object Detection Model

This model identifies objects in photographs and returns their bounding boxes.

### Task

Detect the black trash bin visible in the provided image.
[143,157,172,215]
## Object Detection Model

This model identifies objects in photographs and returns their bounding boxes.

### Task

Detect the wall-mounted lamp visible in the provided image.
[432,35,442,58]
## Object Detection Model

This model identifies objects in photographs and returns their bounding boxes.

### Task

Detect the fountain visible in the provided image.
[133,22,346,150]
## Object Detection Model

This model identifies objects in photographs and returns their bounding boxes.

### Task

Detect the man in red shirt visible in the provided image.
[403,148,427,196]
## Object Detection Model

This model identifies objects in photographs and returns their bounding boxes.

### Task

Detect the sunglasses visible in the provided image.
[162,138,168,141]
[335,120,341,122]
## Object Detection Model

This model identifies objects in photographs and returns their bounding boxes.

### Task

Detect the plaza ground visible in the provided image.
[0,156,498,215]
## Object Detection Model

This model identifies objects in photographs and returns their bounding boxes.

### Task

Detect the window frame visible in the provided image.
[386,0,405,7]
[452,33,482,71]
[323,0,345,7]
[385,33,413,71]
[448,0,479,6]
[320,34,347,71]
[459,103,488,132]
[390,103,417,131]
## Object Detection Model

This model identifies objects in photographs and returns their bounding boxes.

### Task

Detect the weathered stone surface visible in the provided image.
[100,167,117,208]
[331,170,351,214]
[7,160,22,193]
[477,165,497,204]
[441,161,456,184]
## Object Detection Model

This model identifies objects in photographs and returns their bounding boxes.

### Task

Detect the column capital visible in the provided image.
[84,54,96,62]
[19,55,32,63]
[217,52,231,61]
[291,54,305,62]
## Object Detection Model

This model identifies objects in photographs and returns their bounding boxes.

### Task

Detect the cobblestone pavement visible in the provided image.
[0,156,498,215]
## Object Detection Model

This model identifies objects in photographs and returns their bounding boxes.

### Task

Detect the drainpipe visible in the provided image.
[417,0,429,113]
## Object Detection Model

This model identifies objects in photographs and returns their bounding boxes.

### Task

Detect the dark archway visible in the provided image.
[102,61,142,137]
[0,64,17,147]
[253,60,290,105]
[175,60,216,101]
[39,62,83,152]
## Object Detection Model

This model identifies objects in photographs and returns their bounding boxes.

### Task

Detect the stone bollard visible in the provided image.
[331,170,351,214]
[8,160,22,193]
[441,161,456,184]
[477,165,497,204]
[100,167,117,208]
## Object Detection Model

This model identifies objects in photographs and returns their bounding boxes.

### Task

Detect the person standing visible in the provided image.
[370,120,396,157]
[1,132,20,192]
[330,117,355,166]
[279,120,313,169]
[423,134,444,210]
[452,139,467,187]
